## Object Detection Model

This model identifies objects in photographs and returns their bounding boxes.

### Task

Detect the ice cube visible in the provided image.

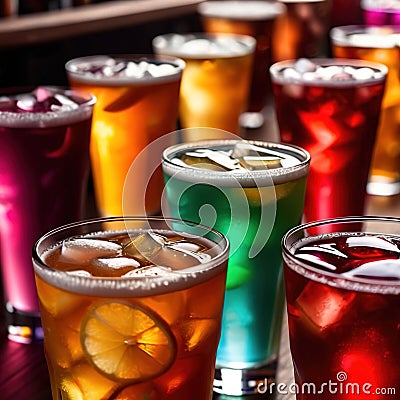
[54,93,79,110]
[61,238,122,265]
[294,58,317,74]
[94,257,140,270]
[342,259,400,280]
[346,235,400,255]
[353,67,374,80]
[34,87,53,102]
[65,270,92,277]
[182,149,243,171]
[295,281,356,331]
[16,95,36,111]
[122,266,172,277]
[295,253,337,271]
[168,241,212,264]
[176,317,217,352]
[147,63,177,78]
[123,232,165,263]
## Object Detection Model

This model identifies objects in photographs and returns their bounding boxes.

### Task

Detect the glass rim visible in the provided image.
[330,25,400,48]
[65,54,186,86]
[152,32,256,59]
[269,58,388,86]
[0,85,96,128]
[198,0,286,20]
[162,138,310,186]
[282,216,400,292]
[32,215,230,296]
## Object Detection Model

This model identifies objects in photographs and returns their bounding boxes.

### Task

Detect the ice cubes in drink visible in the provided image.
[123,232,211,271]
[61,238,122,265]
[295,281,356,332]
[343,259,400,280]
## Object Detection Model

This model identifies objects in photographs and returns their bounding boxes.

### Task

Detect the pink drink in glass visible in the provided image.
[0,86,94,343]
[361,0,400,26]
[270,58,387,222]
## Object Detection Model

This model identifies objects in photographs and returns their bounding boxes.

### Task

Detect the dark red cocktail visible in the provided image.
[270,58,387,222]
[282,217,400,400]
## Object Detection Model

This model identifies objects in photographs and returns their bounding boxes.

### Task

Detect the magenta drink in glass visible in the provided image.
[0,86,95,343]
[361,0,400,26]
[270,58,387,222]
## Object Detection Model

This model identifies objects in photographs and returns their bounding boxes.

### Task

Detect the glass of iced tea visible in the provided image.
[272,0,331,62]
[198,0,286,129]
[65,55,185,217]
[331,25,400,196]
[162,136,310,395]
[361,0,400,26]
[33,216,229,400]
[282,216,400,400]
[270,58,387,222]
[0,86,94,343]
[152,33,255,137]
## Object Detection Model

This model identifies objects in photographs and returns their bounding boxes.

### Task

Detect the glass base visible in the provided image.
[239,112,265,130]
[367,178,400,196]
[5,302,43,344]
[214,359,277,396]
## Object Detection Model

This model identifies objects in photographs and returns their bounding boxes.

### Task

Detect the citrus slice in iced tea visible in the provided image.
[80,301,176,383]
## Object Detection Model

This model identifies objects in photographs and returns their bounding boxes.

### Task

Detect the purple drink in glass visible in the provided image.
[0,86,95,343]
[361,0,400,26]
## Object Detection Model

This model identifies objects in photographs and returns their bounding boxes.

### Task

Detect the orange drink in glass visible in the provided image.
[153,33,255,137]
[33,216,229,400]
[65,55,185,217]
[198,1,286,129]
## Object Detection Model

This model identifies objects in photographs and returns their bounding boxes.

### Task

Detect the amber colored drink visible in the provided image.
[270,58,387,222]
[65,55,184,217]
[331,25,400,196]
[272,0,331,62]
[33,217,229,400]
[282,217,400,400]
[198,1,285,115]
[153,33,255,136]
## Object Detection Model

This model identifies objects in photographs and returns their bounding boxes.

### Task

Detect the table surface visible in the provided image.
[2,107,400,399]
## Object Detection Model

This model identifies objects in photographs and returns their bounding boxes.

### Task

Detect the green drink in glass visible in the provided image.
[162,138,310,395]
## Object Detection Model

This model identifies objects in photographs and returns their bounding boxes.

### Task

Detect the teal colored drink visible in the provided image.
[162,139,310,395]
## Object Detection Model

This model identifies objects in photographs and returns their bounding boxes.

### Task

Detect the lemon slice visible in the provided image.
[81,301,176,383]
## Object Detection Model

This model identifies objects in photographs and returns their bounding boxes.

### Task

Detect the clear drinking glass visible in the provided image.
[153,33,255,137]
[331,25,400,196]
[270,58,387,222]
[198,0,286,129]
[33,216,229,400]
[282,216,400,400]
[162,136,310,395]
[0,86,94,343]
[65,54,185,217]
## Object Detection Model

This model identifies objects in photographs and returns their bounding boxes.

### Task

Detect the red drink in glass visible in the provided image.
[282,217,400,400]
[270,58,387,222]
[0,86,94,343]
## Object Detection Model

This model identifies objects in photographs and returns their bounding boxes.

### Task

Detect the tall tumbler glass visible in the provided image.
[331,25,400,196]
[33,216,229,400]
[272,0,331,62]
[361,0,400,26]
[198,0,286,129]
[65,55,184,217]
[270,58,387,223]
[0,86,94,343]
[153,33,255,137]
[282,216,400,400]
[162,136,310,395]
